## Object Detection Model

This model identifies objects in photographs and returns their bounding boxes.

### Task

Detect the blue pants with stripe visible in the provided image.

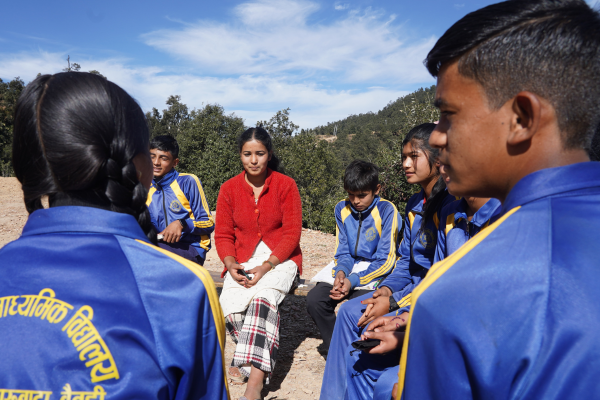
[344,344,401,400]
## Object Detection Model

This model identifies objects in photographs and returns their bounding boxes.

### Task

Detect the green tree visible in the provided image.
[0,77,25,176]
[146,98,244,208]
[259,109,344,232]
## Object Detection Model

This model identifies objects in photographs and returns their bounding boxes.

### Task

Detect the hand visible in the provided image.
[159,220,183,243]
[360,330,405,355]
[245,262,272,288]
[330,271,351,300]
[357,294,391,327]
[225,257,247,286]
[392,383,398,400]
[372,286,392,298]
[364,313,409,334]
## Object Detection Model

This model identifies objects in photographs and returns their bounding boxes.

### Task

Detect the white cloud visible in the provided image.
[0,51,412,128]
[334,3,349,10]
[454,3,465,9]
[0,1,437,128]
[141,0,434,85]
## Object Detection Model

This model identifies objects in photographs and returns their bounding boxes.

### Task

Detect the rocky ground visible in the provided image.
[0,177,337,400]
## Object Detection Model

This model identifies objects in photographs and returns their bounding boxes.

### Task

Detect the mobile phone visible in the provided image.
[240,269,254,280]
[351,338,381,351]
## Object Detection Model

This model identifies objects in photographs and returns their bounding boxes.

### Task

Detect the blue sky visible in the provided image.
[1,0,598,128]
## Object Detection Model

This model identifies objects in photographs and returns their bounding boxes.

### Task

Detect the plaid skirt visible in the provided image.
[225,297,280,379]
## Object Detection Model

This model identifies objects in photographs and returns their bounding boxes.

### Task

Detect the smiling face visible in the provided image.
[150,148,179,178]
[429,62,513,199]
[240,139,271,178]
[401,141,437,188]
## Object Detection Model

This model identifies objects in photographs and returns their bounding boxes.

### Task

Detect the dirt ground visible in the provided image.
[0,177,335,400]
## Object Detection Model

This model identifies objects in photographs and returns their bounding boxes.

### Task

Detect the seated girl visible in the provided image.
[0,72,228,399]
[215,127,302,400]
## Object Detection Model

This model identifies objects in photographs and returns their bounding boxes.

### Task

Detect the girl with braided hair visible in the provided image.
[0,72,229,399]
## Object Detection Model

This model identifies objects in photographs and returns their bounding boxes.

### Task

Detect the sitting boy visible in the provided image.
[147,135,214,264]
[306,160,400,352]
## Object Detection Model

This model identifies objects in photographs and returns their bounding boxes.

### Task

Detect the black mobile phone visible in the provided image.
[351,338,381,351]
[240,269,252,280]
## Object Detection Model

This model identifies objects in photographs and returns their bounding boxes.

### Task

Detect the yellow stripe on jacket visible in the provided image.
[135,240,230,398]
[359,201,399,284]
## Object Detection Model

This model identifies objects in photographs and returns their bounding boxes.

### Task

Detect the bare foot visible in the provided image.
[243,365,265,400]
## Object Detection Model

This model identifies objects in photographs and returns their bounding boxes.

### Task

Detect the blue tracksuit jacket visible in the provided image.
[381,190,457,302]
[394,197,502,315]
[0,206,229,400]
[332,196,400,289]
[147,169,214,260]
[397,162,600,400]
[434,197,502,263]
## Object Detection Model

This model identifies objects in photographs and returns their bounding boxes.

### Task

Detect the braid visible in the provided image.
[103,157,157,244]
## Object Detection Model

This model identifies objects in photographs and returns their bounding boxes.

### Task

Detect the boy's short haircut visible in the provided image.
[150,135,179,159]
[344,160,379,193]
[425,0,600,151]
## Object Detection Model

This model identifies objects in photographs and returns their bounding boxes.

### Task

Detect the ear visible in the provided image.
[173,158,180,167]
[374,184,382,196]
[268,151,272,161]
[507,91,542,146]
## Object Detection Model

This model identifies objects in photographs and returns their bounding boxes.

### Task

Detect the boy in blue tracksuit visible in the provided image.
[392,1,600,399]
[307,160,400,351]
[321,188,455,400]
[147,135,214,265]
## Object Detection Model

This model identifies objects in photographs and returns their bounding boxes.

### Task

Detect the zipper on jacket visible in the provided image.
[354,211,362,257]
[159,184,169,227]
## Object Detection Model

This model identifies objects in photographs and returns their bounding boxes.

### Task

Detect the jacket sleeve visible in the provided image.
[181,175,215,236]
[347,203,399,289]
[434,212,449,264]
[215,183,237,277]
[392,281,416,315]
[332,202,355,279]
[269,180,302,264]
[379,206,412,293]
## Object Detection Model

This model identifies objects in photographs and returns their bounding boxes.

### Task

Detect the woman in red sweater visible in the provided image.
[216,127,302,400]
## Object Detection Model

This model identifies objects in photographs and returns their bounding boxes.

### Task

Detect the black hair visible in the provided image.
[402,123,448,231]
[12,72,156,243]
[425,0,600,151]
[590,122,600,162]
[150,135,179,159]
[343,160,379,193]
[237,127,280,172]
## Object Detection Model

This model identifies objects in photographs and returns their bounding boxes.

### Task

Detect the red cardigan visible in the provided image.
[215,169,303,277]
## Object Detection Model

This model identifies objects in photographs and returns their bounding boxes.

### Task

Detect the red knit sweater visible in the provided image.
[215,169,303,277]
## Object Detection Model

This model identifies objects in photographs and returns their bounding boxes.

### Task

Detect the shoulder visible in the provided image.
[270,171,298,188]
[440,198,463,219]
[117,237,217,294]
[440,191,460,210]
[377,198,399,214]
[220,172,244,192]
[406,191,424,212]
[177,172,201,185]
